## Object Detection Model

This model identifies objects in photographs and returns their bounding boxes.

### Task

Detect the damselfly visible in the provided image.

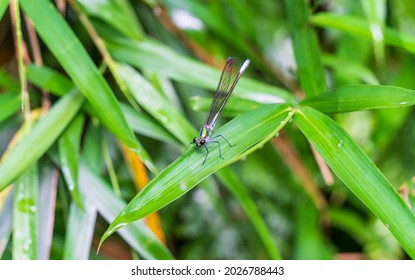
[186,57,250,164]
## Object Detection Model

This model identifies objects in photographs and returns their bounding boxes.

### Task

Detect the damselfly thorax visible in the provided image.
[193,125,212,147]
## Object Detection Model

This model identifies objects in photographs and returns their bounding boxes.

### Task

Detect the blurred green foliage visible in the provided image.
[1,0,415,260]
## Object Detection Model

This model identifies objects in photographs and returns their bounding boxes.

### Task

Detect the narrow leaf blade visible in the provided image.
[294,106,415,258]
[100,104,294,245]
[300,85,415,114]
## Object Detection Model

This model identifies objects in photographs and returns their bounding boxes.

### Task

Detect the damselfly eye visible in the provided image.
[200,140,205,145]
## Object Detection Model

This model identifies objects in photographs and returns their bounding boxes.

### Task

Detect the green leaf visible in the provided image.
[0,0,8,20]
[58,114,85,208]
[116,63,195,144]
[13,164,38,260]
[328,208,372,245]
[322,54,380,85]
[300,85,415,114]
[77,0,143,40]
[0,90,84,191]
[361,0,386,65]
[294,106,415,258]
[100,103,294,246]
[106,38,296,105]
[81,123,104,174]
[120,103,180,145]
[27,65,176,145]
[0,68,19,90]
[284,0,326,97]
[293,198,334,259]
[79,161,173,260]
[37,159,58,260]
[26,65,73,95]
[216,168,281,259]
[63,200,97,260]
[0,92,20,124]
[189,96,261,117]
[311,13,415,54]
[20,0,155,172]
[0,189,13,258]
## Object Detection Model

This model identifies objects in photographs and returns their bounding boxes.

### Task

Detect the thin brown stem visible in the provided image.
[10,0,31,127]
[24,16,51,111]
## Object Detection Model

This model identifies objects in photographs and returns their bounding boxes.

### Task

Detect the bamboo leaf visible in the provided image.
[300,85,415,114]
[0,68,19,90]
[284,0,326,97]
[189,96,261,117]
[13,164,38,260]
[26,65,73,95]
[79,161,173,260]
[0,90,84,191]
[19,0,156,172]
[216,168,281,259]
[100,103,294,246]
[0,0,7,20]
[0,92,20,124]
[0,189,13,258]
[58,114,85,208]
[27,64,176,145]
[294,106,415,258]
[63,200,97,260]
[77,0,143,39]
[120,103,180,145]
[106,38,296,105]
[115,63,195,144]
[81,122,104,174]
[311,13,415,54]
[322,54,380,85]
[37,159,58,260]
[361,0,387,65]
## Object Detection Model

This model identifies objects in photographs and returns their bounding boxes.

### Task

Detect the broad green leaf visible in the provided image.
[58,114,85,208]
[19,0,156,172]
[284,0,326,98]
[311,13,415,54]
[79,161,173,260]
[300,85,415,114]
[294,106,415,258]
[216,168,281,259]
[13,164,38,260]
[0,90,84,191]
[0,92,20,124]
[100,103,294,246]
[106,38,296,105]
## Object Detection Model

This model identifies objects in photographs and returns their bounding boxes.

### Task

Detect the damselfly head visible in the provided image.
[193,137,206,147]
